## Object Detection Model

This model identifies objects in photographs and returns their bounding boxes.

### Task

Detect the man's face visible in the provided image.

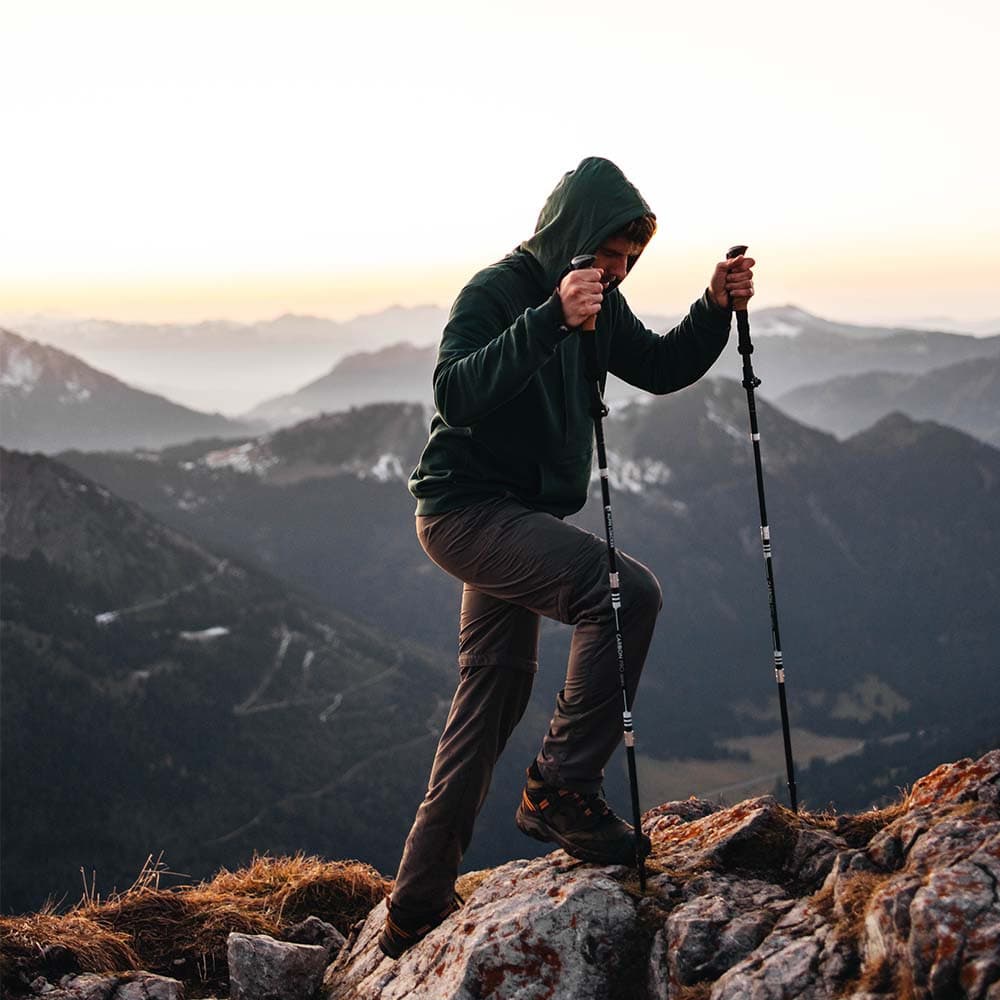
[593,235,646,292]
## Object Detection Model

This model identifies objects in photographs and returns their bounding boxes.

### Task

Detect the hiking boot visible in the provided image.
[378,894,462,960]
[515,761,651,866]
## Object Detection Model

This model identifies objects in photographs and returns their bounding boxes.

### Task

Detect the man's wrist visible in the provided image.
[705,287,729,312]
[548,291,574,334]
[537,292,575,342]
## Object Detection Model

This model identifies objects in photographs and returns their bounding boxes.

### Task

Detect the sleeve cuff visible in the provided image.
[530,293,575,349]
[702,288,732,316]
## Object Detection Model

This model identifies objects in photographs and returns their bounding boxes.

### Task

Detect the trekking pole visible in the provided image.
[726,244,798,813]
[569,253,647,890]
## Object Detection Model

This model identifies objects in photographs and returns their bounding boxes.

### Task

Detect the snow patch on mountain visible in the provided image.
[596,452,672,494]
[752,306,814,337]
[175,491,209,512]
[189,441,279,476]
[327,453,409,483]
[365,453,406,482]
[179,626,230,641]
[705,398,745,441]
[178,442,408,484]
[58,378,93,404]
[0,347,43,394]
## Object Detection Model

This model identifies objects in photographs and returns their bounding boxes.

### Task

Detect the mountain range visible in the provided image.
[775,354,1000,446]
[0,329,263,453]
[5,306,1000,452]
[242,308,1000,438]
[4,301,1000,918]
[0,308,450,415]
[51,385,1000,827]
[6,304,998,419]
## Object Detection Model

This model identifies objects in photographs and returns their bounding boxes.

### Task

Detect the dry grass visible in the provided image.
[671,985,714,1000]
[0,908,141,981]
[796,795,909,849]
[0,853,389,995]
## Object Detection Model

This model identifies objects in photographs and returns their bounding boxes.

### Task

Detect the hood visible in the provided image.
[519,156,654,290]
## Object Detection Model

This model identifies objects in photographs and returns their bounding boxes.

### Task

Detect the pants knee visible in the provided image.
[623,558,662,620]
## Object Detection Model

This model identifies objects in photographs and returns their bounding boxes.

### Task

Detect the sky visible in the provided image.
[2,0,998,328]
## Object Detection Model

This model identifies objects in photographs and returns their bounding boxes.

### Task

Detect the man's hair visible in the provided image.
[616,214,657,247]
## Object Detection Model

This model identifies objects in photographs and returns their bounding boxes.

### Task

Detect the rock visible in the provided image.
[703,753,1000,1000]
[907,750,1000,810]
[112,973,186,999]
[282,915,347,961]
[906,851,1000,998]
[650,795,798,877]
[707,892,856,1000]
[320,749,1000,1000]
[785,826,849,888]
[227,932,328,1000]
[658,874,795,990]
[48,973,118,1000]
[644,796,718,838]
[323,856,640,1000]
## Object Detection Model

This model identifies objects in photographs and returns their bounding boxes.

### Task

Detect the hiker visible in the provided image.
[379,156,754,958]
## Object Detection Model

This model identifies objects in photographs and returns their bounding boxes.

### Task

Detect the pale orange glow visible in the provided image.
[0,267,474,325]
[3,1,998,330]
[2,236,997,327]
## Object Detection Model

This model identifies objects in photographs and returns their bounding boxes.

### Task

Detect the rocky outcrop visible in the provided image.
[324,750,1000,1000]
[9,752,998,1000]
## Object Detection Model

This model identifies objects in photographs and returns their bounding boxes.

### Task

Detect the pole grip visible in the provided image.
[570,253,598,332]
[726,244,750,314]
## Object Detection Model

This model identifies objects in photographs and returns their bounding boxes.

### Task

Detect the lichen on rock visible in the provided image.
[324,750,1000,1000]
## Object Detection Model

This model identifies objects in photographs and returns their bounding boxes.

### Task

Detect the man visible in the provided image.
[379,156,754,959]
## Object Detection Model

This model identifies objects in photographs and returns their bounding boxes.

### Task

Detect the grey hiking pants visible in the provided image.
[391,494,662,913]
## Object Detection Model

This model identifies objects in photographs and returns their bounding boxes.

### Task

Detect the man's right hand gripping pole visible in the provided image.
[560,253,603,331]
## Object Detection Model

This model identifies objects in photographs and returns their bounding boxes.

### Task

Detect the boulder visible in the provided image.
[282,917,347,963]
[323,856,640,1000]
[227,932,328,1000]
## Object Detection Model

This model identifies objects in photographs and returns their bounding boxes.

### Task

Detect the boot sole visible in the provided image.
[515,807,648,867]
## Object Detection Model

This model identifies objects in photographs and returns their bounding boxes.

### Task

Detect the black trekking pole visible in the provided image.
[569,253,647,890]
[726,244,798,813]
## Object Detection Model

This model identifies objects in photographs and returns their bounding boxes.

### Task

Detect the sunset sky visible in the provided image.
[3,0,998,328]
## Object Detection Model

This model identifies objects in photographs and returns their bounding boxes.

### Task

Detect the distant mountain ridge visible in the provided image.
[244,343,437,426]
[775,355,1000,446]
[0,329,263,453]
[0,308,450,414]
[8,304,998,417]
[241,307,1000,431]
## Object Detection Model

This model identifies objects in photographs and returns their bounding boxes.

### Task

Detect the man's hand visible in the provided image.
[558,267,604,329]
[708,255,756,309]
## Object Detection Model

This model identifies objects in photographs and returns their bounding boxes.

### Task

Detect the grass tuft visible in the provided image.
[0,852,389,996]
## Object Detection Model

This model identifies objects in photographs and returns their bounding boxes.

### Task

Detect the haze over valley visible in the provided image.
[2,302,998,914]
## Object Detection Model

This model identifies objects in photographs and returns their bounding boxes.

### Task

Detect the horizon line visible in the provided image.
[2,301,998,336]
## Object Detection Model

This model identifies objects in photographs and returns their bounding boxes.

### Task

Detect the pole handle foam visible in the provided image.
[570,254,598,332]
[725,244,751,313]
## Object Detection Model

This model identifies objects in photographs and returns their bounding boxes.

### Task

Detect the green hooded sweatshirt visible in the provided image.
[408,156,732,518]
